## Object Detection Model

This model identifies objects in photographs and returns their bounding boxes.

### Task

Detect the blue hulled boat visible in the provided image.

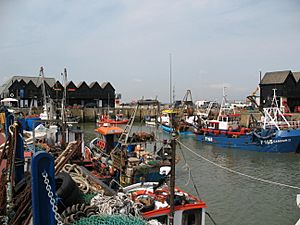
[196,129,300,153]
[195,90,300,153]
[160,123,193,135]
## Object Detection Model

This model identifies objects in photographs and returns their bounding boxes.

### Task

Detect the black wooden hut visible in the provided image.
[260,70,300,112]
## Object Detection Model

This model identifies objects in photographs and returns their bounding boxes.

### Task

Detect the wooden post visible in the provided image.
[169,132,176,225]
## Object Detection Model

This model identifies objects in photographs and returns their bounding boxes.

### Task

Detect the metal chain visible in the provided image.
[0,216,8,225]
[42,171,63,225]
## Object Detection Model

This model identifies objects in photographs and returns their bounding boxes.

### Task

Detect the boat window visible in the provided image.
[150,215,168,224]
[182,209,202,225]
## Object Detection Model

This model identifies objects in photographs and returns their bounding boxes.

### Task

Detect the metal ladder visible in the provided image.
[118,104,139,145]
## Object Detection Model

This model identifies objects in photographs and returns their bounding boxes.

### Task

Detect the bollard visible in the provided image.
[31,151,56,225]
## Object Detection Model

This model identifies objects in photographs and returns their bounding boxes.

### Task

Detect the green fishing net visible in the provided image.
[71,215,148,225]
[82,193,97,204]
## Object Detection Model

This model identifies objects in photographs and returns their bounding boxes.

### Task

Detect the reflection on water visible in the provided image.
[81,123,300,225]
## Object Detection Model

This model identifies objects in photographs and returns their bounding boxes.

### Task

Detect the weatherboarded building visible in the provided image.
[0,76,115,108]
[260,70,300,112]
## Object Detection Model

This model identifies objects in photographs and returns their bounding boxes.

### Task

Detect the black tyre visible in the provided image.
[55,172,83,212]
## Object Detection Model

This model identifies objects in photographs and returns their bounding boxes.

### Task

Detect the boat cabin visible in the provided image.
[94,123,124,154]
[215,114,240,130]
[123,182,207,225]
[158,109,181,126]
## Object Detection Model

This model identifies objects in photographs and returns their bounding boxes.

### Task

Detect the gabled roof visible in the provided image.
[260,70,293,85]
[7,76,55,86]
[77,81,89,88]
[0,75,56,95]
[101,82,115,91]
[293,72,300,82]
[26,80,37,87]
[89,81,99,88]
[53,80,63,90]
[100,82,109,89]
[66,81,77,87]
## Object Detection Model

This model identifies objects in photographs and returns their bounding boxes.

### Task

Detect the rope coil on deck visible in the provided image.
[90,192,142,216]
[62,164,90,194]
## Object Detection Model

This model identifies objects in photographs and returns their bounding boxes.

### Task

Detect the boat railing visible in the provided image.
[277,120,300,130]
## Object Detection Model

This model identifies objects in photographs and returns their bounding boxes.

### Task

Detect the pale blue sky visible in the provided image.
[0,0,299,103]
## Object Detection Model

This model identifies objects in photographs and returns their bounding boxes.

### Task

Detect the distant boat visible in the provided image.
[160,123,192,135]
[195,89,300,153]
[144,115,157,126]
[97,114,129,125]
[158,109,193,135]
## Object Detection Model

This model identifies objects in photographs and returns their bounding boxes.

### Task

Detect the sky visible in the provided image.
[0,0,299,103]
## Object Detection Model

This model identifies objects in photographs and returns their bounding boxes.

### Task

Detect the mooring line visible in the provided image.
[176,139,300,190]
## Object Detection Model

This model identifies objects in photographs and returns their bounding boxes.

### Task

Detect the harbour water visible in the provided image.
[81,122,300,225]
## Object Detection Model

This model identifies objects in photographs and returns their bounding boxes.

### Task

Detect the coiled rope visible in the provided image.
[63,164,90,194]
[177,139,300,190]
[90,192,142,216]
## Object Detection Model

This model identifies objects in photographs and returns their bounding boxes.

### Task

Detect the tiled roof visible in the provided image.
[260,70,292,84]
[0,75,56,95]
[101,82,109,88]
[293,72,300,82]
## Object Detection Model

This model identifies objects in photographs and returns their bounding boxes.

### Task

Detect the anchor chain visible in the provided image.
[42,171,63,225]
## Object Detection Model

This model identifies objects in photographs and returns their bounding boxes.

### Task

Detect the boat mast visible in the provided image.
[169,53,173,106]
[40,66,49,120]
[262,88,290,130]
[61,69,68,124]
[169,131,176,225]
[108,93,110,116]
[61,68,68,148]
[218,86,227,118]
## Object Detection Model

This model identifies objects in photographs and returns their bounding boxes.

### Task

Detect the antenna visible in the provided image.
[259,70,262,83]
[172,85,175,104]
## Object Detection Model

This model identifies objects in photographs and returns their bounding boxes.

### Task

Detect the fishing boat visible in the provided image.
[160,122,193,135]
[121,119,208,225]
[144,115,157,126]
[90,103,172,187]
[124,182,207,225]
[97,113,129,125]
[90,122,124,152]
[158,109,193,135]
[195,89,300,153]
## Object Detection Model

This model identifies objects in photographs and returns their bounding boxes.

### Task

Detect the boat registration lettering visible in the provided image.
[260,139,291,145]
[205,137,213,142]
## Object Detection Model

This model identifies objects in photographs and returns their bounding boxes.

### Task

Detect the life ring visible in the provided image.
[131,190,155,200]
[97,140,106,150]
[154,189,169,202]
[10,93,14,97]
